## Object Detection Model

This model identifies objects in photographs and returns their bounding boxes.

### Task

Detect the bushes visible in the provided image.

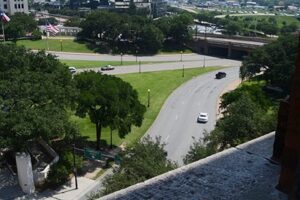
[47,151,83,187]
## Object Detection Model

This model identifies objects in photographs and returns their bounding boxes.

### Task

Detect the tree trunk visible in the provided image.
[96,122,102,150]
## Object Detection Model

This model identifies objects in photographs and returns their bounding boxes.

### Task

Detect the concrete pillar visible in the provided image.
[16,152,35,194]
[277,35,300,198]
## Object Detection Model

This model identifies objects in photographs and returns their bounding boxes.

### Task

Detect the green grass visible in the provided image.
[61,60,169,69]
[238,15,300,28]
[71,66,221,147]
[17,39,94,53]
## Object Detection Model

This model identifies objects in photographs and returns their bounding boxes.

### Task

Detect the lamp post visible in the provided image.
[139,61,141,74]
[60,39,63,51]
[120,52,123,65]
[136,50,138,62]
[147,89,150,107]
[182,64,185,77]
[180,51,183,62]
[72,132,78,189]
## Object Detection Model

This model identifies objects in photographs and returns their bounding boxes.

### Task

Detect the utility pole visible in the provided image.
[203,25,207,68]
[72,132,78,189]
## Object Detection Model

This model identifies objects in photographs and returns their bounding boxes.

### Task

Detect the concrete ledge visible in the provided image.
[100,132,287,200]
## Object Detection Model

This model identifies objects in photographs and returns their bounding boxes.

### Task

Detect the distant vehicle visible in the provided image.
[215,72,226,79]
[68,66,77,74]
[197,112,208,123]
[101,65,115,71]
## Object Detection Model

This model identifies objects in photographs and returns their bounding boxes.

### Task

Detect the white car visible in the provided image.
[68,66,77,74]
[197,112,208,123]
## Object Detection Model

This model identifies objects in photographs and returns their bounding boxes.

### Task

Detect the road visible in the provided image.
[145,67,240,165]
[51,51,241,74]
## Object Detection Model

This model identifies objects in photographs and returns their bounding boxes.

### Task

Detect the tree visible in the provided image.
[240,34,298,94]
[74,71,146,149]
[168,13,193,43]
[0,44,76,151]
[102,136,177,195]
[4,13,38,40]
[138,24,164,53]
[224,21,242,35]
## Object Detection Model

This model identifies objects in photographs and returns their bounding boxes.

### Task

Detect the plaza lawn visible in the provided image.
[61,60,168,69]
[17,39,94,53]
[71,66,221,147]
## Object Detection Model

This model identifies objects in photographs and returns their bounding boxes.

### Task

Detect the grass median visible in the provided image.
[61,60,169,69]
[71,66,222,147]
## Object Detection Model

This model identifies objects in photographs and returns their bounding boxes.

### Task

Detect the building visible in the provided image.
[0,0,29,15]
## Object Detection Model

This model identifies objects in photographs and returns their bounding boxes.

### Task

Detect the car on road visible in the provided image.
[68,66,77,74]
[197,112,208,123]
[101,65,115,71]
[215,72,226,79]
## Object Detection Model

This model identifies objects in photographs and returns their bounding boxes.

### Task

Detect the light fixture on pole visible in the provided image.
[180,51,183,62]
[120,52,123,65]
[147,89,150,107]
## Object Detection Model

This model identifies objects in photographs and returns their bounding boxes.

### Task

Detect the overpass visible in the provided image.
[187,34,273,59]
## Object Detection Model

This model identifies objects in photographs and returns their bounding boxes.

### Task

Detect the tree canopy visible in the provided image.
[79,11,193,53]
[74,71,146,149]
[102,136,177,195]
[4,13,38,40]
[240,34,298,94]
[0,44,76,151]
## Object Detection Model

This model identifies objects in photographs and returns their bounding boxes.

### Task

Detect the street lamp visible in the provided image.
[147,89,150,107]
[182,64,185,77]
[120,52,123,65]
[180,51,183,62]
[139,61,141,74]
[203,25,207,68]
[72,132,78,189]
[136,50,138,62]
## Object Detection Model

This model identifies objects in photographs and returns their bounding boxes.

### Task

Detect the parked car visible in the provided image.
[68,66,77,74]
[215,72,226,79]
[101,65,115,71]
[197,112,208,123]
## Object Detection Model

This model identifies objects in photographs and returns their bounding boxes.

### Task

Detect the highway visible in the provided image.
[144,67,240,165]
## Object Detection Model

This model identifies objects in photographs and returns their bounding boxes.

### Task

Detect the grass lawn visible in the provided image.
[238,15,300,28]
[71,66,221,147]
[61,60,169,69]
[17,39,94,53]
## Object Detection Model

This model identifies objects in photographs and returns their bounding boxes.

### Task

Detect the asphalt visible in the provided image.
[144,67,240,165]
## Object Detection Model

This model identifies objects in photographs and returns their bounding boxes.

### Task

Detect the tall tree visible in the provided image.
[240,34,298,94]
[0,44,76,151]
[74,71,146,149]
[5,13,38,40]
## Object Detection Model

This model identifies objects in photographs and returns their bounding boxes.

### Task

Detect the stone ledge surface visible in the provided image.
[100,132,287,200]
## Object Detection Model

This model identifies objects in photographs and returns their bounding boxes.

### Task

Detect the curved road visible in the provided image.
[145,67,240,165]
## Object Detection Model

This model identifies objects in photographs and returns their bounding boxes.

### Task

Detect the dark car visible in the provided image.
[101,65,115,71]
[215,72,226,79]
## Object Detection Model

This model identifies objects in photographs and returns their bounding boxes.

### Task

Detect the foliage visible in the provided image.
[47,150,83,187]
[211,94,276,149]
[37,17,58,26]
[102,136,176,195]
[240,34,298,94]
[183,132,217,164]
[64,17,82,27]
[4,13,38,40]
[0,44,76,151]
[79,11,193,54]
[74,71,146,149]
